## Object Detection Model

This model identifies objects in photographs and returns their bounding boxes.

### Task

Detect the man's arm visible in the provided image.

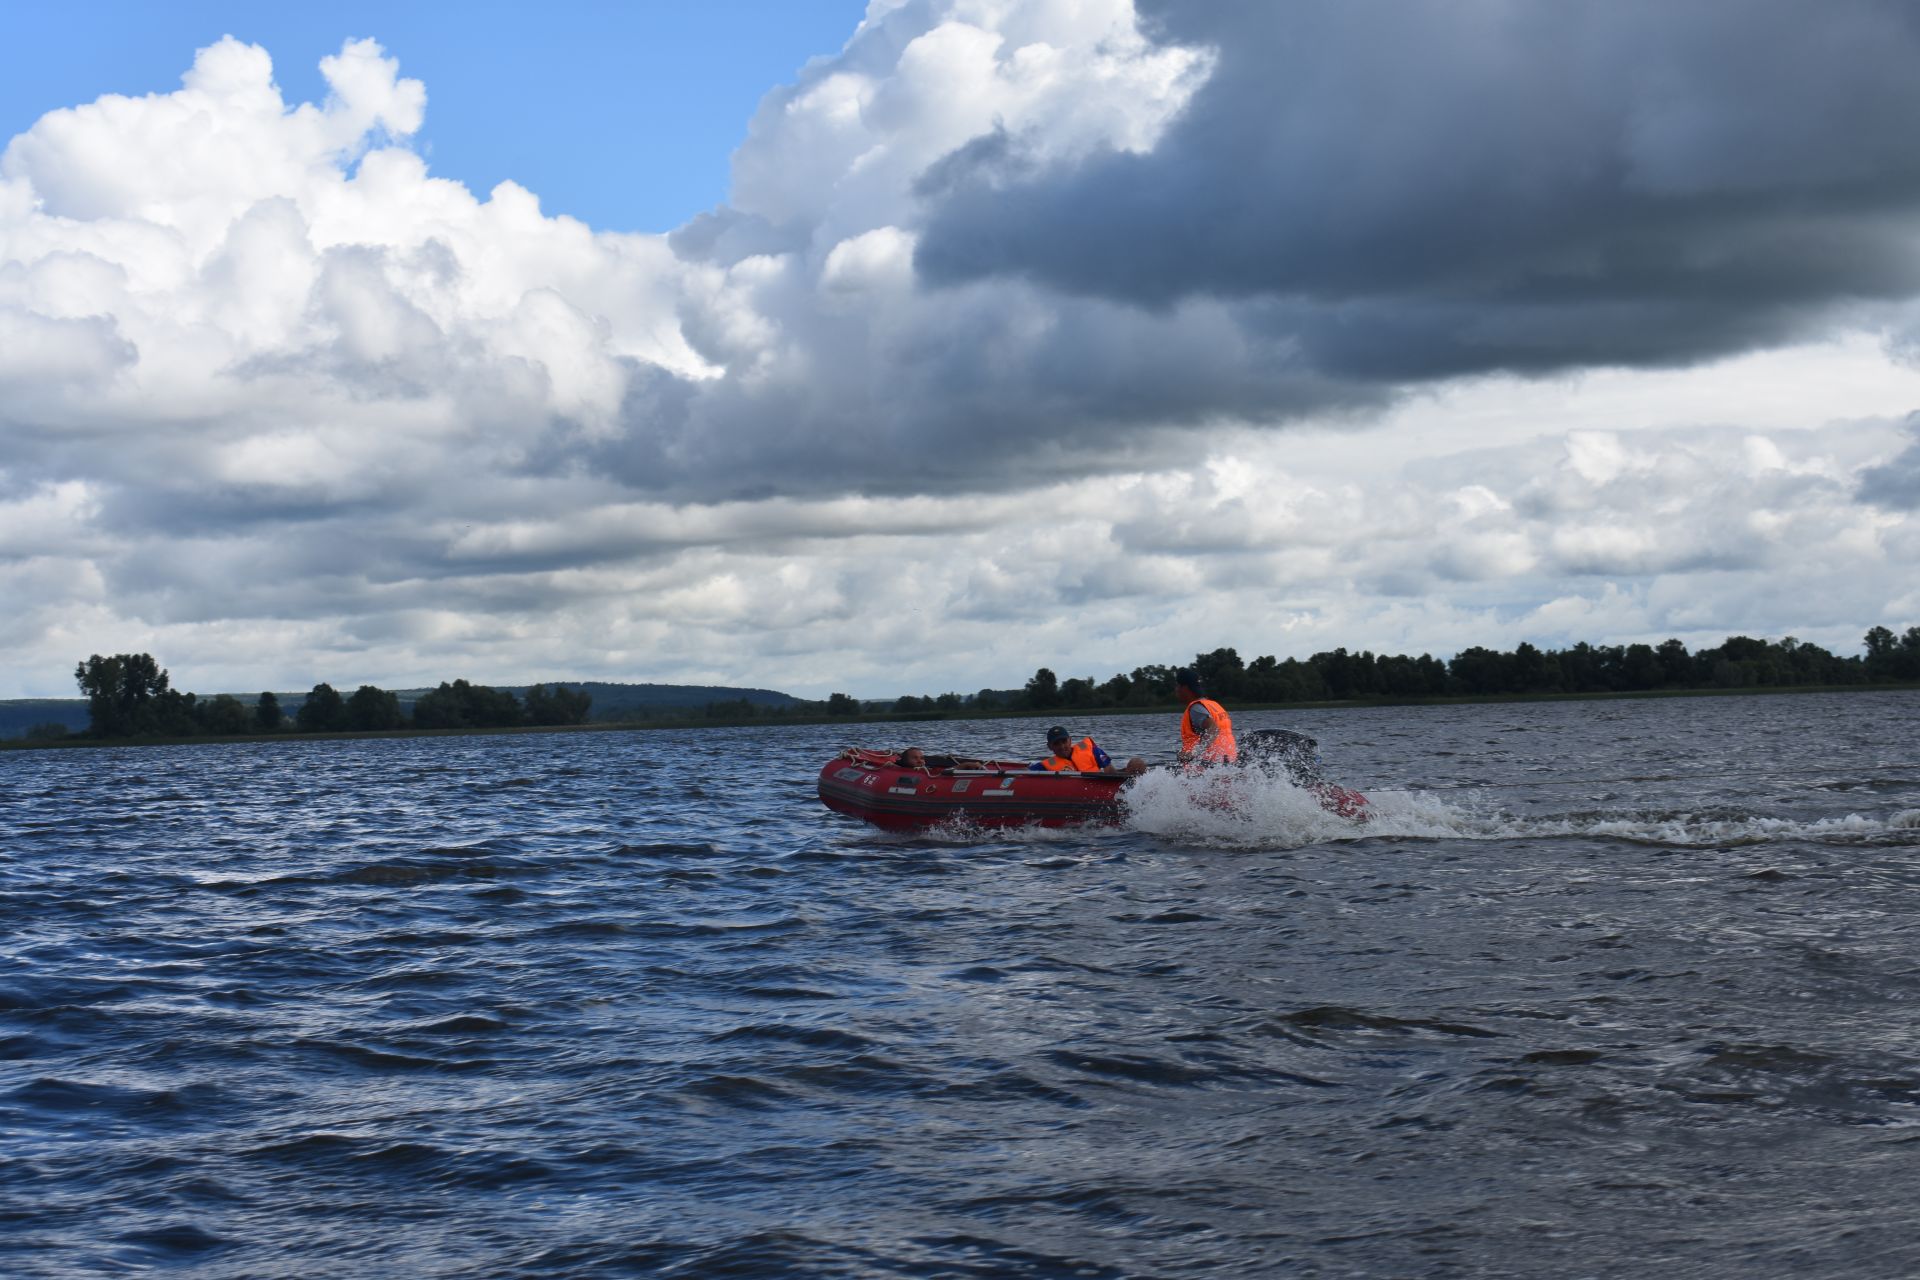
[1179,703,1215,760]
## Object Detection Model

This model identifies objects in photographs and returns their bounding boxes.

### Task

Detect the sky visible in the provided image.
[0,1,869,233]
[2,0,1918,700]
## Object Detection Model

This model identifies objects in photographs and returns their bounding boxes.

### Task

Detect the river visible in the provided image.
[3,690,1918,1277]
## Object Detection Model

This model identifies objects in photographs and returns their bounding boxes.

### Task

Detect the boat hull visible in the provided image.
[818,750,1126,831]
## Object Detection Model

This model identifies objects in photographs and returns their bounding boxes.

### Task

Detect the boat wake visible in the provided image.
[1121,768,1461,847]
[1121,768,1920,851]
[1521,806,1920,848]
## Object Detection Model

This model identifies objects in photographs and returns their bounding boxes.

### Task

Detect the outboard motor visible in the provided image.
[1238,729,1324,786]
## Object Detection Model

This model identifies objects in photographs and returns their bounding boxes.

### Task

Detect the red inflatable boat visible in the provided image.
[817,734,1371,832]
[817,748,1128,830]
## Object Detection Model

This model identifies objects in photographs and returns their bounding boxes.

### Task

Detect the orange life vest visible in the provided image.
[1041,737,1104,772]
[1179,698,1237,763]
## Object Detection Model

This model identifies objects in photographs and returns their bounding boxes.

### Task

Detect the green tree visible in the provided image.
[1511,642,1560,693]
[1023,667,1060,708]
[1448,646,1511,696]
[1698,636,1776,688]
[255,692,283,732]
[1899,626,1920,681]
[1127,665,1176,703]
[408,684,457,728]
[1865,625,1899,680]
[411,679,521,729]
[1656,638,1694,686]
[74,652,173,737]
[1375,654,1424,697]
[523,683,592,726]
[1779,638,1841,685]
[1313,648,1367,699]
[196,694,252,736]
[1059,676,1095,707]
[345,685,403,731]
[296,683,347,733]
[1192,647,1246,698]
[826,692,860,716]
[152,690,202,737]
[1242,655,1282,701]
[1621,644,1661,690]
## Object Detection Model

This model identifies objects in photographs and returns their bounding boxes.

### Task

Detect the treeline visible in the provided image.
[45,628,1920,743]
[878,626,1920,713]
[293,678,593,732]
[69,654,591,740]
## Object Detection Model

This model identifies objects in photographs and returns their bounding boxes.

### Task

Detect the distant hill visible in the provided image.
[1,681,805,740]
[0,700,92,740]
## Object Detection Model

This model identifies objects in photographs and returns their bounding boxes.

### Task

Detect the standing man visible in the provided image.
[1175,668,1237,765]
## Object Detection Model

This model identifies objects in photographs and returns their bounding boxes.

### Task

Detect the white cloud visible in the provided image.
[820,226,916,298]
[728,1,1205,241]
[0,306,134,387]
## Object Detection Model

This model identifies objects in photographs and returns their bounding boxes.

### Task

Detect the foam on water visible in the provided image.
[1527,809,1919,847]
[1122,766,1404,847]
[1120,767,1920,850]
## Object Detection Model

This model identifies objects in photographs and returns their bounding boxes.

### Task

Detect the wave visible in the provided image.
[1122,769,1920,851]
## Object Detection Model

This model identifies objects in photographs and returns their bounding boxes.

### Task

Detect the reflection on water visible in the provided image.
[2,690,1919,1277]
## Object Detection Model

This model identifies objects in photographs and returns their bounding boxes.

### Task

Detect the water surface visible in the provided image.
[3,692,1919,1277]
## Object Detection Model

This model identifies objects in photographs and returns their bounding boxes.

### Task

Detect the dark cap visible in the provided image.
[1174,668,1200,692]
[1047,725,1070,742]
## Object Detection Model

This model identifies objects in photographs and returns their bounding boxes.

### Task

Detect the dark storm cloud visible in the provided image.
[1858,415,1920,510]
[914,0,1920,382]
[570,289,1386,500]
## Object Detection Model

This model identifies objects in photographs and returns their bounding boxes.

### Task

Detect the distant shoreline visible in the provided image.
[7,681,1914,752]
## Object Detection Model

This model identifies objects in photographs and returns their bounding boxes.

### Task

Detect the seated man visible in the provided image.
[1031,725,1111,772]
[894,747,929,769]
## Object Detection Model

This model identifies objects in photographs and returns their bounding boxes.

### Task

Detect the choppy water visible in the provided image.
[3,690,1919,1278]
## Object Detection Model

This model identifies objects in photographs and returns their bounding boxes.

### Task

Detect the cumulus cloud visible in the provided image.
[0,5,1916,698]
